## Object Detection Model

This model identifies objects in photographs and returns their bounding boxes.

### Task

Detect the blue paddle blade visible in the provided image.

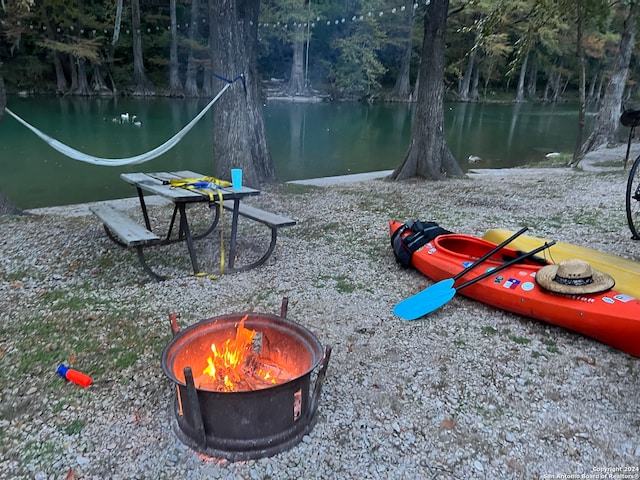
[393,278,455,320]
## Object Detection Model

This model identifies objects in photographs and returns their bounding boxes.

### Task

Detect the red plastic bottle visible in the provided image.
[57,364,92,387]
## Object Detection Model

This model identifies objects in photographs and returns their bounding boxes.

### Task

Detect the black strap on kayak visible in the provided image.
[391,220,452,268]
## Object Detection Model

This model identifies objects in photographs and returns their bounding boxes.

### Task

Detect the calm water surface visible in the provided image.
[0,96,591,209]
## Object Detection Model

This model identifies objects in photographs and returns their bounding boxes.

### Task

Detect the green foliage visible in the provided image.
[325,9,387,98]
[0,0,638,100]
[36,37,103,63]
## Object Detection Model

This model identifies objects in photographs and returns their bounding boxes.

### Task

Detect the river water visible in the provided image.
[0,96,591,209]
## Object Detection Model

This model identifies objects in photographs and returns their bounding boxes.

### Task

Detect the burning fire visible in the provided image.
[199,315,287,392]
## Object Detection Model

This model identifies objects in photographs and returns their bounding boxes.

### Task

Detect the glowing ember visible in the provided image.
[197,315,293,392]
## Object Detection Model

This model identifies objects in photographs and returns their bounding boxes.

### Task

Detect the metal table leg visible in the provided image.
[135,187,153,230]
[228,198,241,270]
[177,203,200,274]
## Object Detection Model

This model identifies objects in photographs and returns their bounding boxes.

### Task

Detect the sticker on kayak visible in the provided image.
[613,294,634,303]
[503,278,521,289]
[521,282,535,291]
[602,297,615,305]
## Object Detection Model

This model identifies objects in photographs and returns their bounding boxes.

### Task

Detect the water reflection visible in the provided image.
[0,97,588,208]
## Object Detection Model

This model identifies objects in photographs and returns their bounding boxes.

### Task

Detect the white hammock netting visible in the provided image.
[4,82,231,167]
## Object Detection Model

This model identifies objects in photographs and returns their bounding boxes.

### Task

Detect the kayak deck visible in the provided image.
[390,221,640,357]
[483,228,640,298]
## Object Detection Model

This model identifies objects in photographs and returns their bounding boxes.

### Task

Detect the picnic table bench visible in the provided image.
[89,170,297,280]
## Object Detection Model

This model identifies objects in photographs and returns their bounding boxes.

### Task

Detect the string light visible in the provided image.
[15,0,429,35]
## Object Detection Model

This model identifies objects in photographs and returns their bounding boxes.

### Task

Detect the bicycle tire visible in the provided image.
[626,155,640,240]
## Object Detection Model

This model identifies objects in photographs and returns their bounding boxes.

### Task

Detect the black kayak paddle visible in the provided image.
[394,226,529,319]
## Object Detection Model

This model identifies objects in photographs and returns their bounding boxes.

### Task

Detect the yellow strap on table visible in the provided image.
[169,176,230,277]
[168,176,231,189]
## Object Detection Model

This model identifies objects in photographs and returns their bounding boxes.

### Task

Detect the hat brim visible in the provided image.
[535,264,615,294]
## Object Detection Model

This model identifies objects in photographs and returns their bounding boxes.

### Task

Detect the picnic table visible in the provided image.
[89,170,296,280]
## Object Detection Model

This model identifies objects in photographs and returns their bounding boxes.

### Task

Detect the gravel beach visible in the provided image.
[1,154,640,479]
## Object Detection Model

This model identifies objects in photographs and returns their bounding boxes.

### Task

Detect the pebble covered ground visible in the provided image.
[1,163,639,480]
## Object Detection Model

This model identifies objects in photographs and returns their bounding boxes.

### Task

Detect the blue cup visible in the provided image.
[231,169,242,190]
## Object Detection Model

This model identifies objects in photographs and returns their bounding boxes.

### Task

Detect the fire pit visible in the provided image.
[161,298,331,460]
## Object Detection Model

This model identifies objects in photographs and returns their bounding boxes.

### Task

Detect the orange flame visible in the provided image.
[201,315,278,392]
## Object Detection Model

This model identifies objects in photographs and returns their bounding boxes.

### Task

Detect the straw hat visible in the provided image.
[535,259,615,294]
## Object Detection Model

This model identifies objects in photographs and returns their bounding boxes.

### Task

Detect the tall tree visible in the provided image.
[389,8,417,101]
[0,76,5,120]
[288,37,307,95]
[572,0,586,164]
[582,1,639,154]
[391,0,463,181]
[184,0,202,96]
[209,0,276,187]
[514,50,529,103]
[458,44,477,102]
[168,0,184,96]
[131,0,155,95]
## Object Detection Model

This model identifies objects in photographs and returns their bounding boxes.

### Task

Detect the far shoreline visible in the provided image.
[17,140,636,216]
[24,165,579,218]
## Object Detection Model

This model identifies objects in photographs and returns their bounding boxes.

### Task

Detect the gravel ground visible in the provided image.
[1,160,640,480]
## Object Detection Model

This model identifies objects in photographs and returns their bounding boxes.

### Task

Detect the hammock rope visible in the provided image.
[3,79,234,167]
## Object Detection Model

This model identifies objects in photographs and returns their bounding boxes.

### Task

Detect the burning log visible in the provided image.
[196,315,295,392]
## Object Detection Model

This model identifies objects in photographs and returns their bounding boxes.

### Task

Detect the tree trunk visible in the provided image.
[390,0,464,181]
[53,53,68,95]
[108,0,124,94]
[68,54,79,92]
[0,76,5,120]
[412,69,420,101]
[202,46,213,97]
[470,63,479,102]
[514,51,529,103]
[542,71,552,102]
[91,64,110,93]
[527,53,537,98]
[587,69,598,105]
[390,10,415,101]
[209,0,276,188]
[548,69,563,103]
[582,1,638,154]
[458,45,476,102]
[42,15,68,94]
[185,0,201,97]
[0,75,23,217]
[111,0,124,52]
[482,58,495,98]
[168,0,184,96]
[131,0,155,96]
[571,0,586,165]
[287,40,306,95]
[74,57,92,96]
[594,72,604,104]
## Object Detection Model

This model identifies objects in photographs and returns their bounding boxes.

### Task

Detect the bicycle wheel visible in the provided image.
[626,155,640,239]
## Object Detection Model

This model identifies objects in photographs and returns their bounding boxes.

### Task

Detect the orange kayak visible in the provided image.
[390,221,640,357]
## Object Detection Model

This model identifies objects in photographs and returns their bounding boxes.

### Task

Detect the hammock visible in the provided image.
[4,82,231,167]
